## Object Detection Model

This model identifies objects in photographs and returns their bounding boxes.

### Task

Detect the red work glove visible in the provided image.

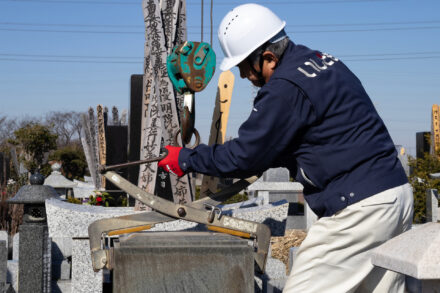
[158,145,185,177]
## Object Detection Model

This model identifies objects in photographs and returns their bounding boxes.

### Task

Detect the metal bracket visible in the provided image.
[204,203,222,223]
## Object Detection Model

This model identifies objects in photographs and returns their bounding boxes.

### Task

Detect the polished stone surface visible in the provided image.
[114,232,254,293]
[372,222,440,279]
[46,199,141,238]
[72,239,102,293]
[19,224,51,293]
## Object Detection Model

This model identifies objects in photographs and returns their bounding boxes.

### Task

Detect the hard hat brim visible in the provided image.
[219,20,286,71]
[219,55,246,71]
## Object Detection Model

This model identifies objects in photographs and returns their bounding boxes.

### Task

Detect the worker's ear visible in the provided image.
[262,51,279,70]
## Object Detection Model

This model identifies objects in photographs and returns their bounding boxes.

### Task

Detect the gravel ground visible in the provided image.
[270,229,307,273]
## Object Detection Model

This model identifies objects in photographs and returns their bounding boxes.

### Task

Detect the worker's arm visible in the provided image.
[162,79,317,178]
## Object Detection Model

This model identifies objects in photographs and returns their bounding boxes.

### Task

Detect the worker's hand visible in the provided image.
[158,145,185,177]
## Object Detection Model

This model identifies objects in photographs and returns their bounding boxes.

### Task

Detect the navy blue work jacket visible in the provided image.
[179,41,408,217]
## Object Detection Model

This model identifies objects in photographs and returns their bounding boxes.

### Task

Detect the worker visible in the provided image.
[159,3,413,292]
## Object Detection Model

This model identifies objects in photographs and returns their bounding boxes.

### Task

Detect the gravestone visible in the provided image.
[12,233,18,260]
[426,189,439,222]
[263,168,290,182]
[0,153,10,186]
[113,232,254,293]
[0,240,6,291]
[19,225,52,293]
[127,74,143,192]
[248,173,316,230]
[0,232,8,255]
[105,124,128,194]
[416,132,430,159]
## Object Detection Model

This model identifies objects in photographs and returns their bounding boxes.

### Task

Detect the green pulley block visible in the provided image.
[167,41,216,94]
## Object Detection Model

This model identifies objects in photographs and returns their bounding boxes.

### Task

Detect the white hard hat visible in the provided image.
[218,3,286,71]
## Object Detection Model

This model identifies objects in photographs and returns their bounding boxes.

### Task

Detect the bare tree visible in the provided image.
[0,115,19,146]
[45,111,84,147]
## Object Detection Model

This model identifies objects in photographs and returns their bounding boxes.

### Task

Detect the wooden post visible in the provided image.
[200,71,234,198]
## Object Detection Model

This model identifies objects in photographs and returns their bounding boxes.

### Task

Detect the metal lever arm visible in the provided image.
[98,149,168,173]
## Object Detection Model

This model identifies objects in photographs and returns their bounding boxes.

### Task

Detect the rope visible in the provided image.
[210,0,213,45]
[201,0,204,42]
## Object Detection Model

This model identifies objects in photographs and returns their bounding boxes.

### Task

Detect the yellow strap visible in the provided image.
[207,225,252,239]
[107,224,152,236]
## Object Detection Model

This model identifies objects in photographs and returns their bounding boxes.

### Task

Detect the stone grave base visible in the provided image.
[113,231,254,293]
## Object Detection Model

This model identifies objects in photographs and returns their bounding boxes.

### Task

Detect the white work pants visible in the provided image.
[283,183,414,293]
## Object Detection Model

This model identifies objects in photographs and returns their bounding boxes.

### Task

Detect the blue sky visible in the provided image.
[1,0,439,156]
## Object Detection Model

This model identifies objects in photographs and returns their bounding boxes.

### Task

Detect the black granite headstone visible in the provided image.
[0,153,8,186]
[127,75,143,206]
[128,75,143,188]
[416,132,430,159]
[0,153,3,185]
[105,125,128,195]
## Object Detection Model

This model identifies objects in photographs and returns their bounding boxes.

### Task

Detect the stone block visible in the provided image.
[264,256,287,280]
[12,233,18,260]
[286,215,306,230]
[72,239,102,293]
[46,198,141,238]
[371,222,440,279]
[52,237,73,261]
[226,200,289,236]
[0,232,8,254]
[263,168,290,182]
[18,224,51,293]
[72,186,95,199]
[52,259,71,280]
[114,232,254,293]
[7,260,18,293]
[426,189,438,222]
[247,182,303,195]
[259,191,270,205]
[0,241,7,283]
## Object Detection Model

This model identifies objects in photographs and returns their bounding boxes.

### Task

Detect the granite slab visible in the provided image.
[72,239,102,293]
[371,222,440,279]
[46,199,141,238]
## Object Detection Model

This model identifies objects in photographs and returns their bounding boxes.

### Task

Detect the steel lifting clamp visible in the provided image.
[88,164,270,274]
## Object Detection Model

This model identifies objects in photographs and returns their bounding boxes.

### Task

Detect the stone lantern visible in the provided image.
[44,162,77,199]
[8,171,60,293]
[9,172,60,223]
